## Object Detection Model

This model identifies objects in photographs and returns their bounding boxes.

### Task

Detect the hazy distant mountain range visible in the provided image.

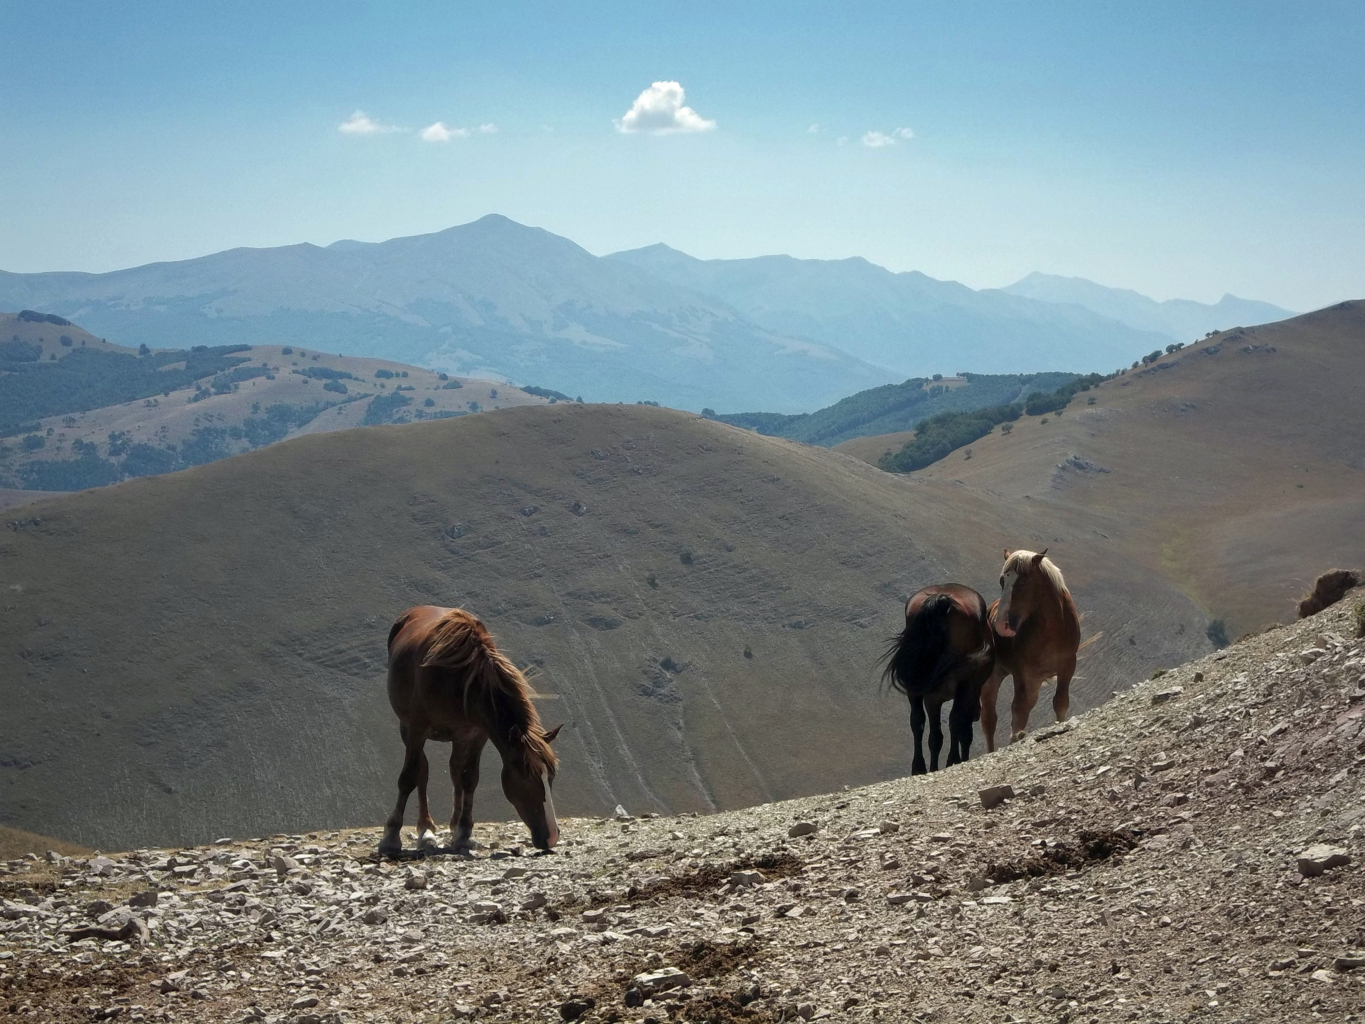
[999,272,1295,342]
[0,215,1296,412]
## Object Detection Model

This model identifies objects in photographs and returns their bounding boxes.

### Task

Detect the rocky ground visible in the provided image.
[3,597,1364,1024]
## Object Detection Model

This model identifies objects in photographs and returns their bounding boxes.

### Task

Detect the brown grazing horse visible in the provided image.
[380,606,562,858]
[980,549,1081,749]
[882,584,996,774]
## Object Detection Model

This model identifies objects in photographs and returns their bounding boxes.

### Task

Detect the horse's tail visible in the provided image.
[387,609,415,654]
[881,593,955,697]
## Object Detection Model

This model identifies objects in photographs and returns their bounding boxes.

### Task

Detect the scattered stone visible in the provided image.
[788,821,818,838]
[730,870,764,887]
[1151,686,1184,705]
[291,996,319,1010]
[361,907,389,926]
[979,784,1015,809]
[559,996,596,1020]
[405,871,428,891]
[632,967,690,994]
[1296,845,1351,877]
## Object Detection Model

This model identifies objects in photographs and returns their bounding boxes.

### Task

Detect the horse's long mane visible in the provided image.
[419,610,557,777]
[1004,549,1069,596]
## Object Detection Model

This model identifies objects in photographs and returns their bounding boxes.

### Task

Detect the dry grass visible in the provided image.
[0,825,90,861]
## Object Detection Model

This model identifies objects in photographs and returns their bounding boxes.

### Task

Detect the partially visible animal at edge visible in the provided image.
[381,606,562,858]
[981,549,1082,749]
[881,584,996,774]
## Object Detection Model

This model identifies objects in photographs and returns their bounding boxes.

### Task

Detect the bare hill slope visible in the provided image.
[0,405,1209,851]
[844,301,1365,636]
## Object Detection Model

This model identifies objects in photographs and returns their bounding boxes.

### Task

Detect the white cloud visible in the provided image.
[615,81,716,134]
[807,123,821,134]
[861,127,915,148]
[420,121,469,142]
[338,110,400,135]
[478,123,498,134]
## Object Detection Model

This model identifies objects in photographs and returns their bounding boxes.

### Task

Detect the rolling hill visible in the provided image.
[841,301,1365,639]
[0,310,553,493]
[710,370,1080,447]
[0,403,1212,852]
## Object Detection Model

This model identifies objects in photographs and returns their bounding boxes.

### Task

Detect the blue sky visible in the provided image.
[2,1,1362,309]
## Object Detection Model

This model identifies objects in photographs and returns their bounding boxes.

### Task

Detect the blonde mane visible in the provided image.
[420,610,558,777]
[1004,549,1069,596]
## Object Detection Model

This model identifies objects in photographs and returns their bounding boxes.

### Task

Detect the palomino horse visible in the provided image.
[980,549,1081,749]
[882,584,996,774]
[380,606,562,858]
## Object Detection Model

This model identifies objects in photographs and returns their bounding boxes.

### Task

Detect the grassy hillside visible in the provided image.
[848,301,1365,639]
[0,404,1208,851]
[0,312,551,492]
[713,371,1079,447]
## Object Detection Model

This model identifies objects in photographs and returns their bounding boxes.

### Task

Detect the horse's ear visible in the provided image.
[1032,549,1048,566]
[1003,548,1011,559]
[543,724,563,744]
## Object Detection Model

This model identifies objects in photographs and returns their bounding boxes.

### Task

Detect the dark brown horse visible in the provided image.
[882,584,996,774]
[980,549,1082,749]
[380,606,562,858]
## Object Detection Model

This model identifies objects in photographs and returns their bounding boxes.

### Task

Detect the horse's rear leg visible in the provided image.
[1010,675,1040,744]
[980,665,1006,753]
[1054,658,1076,723]
[449,736,487,852]
[909,697,928,775]
[379,735,426,858]
[415,751,438,848]
[946,694,976,767]
[926,700,945,772]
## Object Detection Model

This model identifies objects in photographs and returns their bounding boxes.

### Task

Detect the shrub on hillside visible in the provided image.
[323,379,348,394]
[1206,619,1229,648]
[21,434,45,452]
[18,310,71,326]
[879,403,1022,473]
[0,340,42,362]
[361,392,413,426]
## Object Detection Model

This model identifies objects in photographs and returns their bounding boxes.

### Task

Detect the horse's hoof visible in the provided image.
[377,839,402,860]
[417,830,438,849]
[1010,731,1027,744]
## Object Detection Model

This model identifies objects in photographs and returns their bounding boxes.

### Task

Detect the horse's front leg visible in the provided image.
[379,730,426,858]
[909,696,928,776]
[979,664,1006,753]
[1054,656,1076,724]
[1009,673,1040,744]
[449,735,487,852]
[927,699,945,772]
